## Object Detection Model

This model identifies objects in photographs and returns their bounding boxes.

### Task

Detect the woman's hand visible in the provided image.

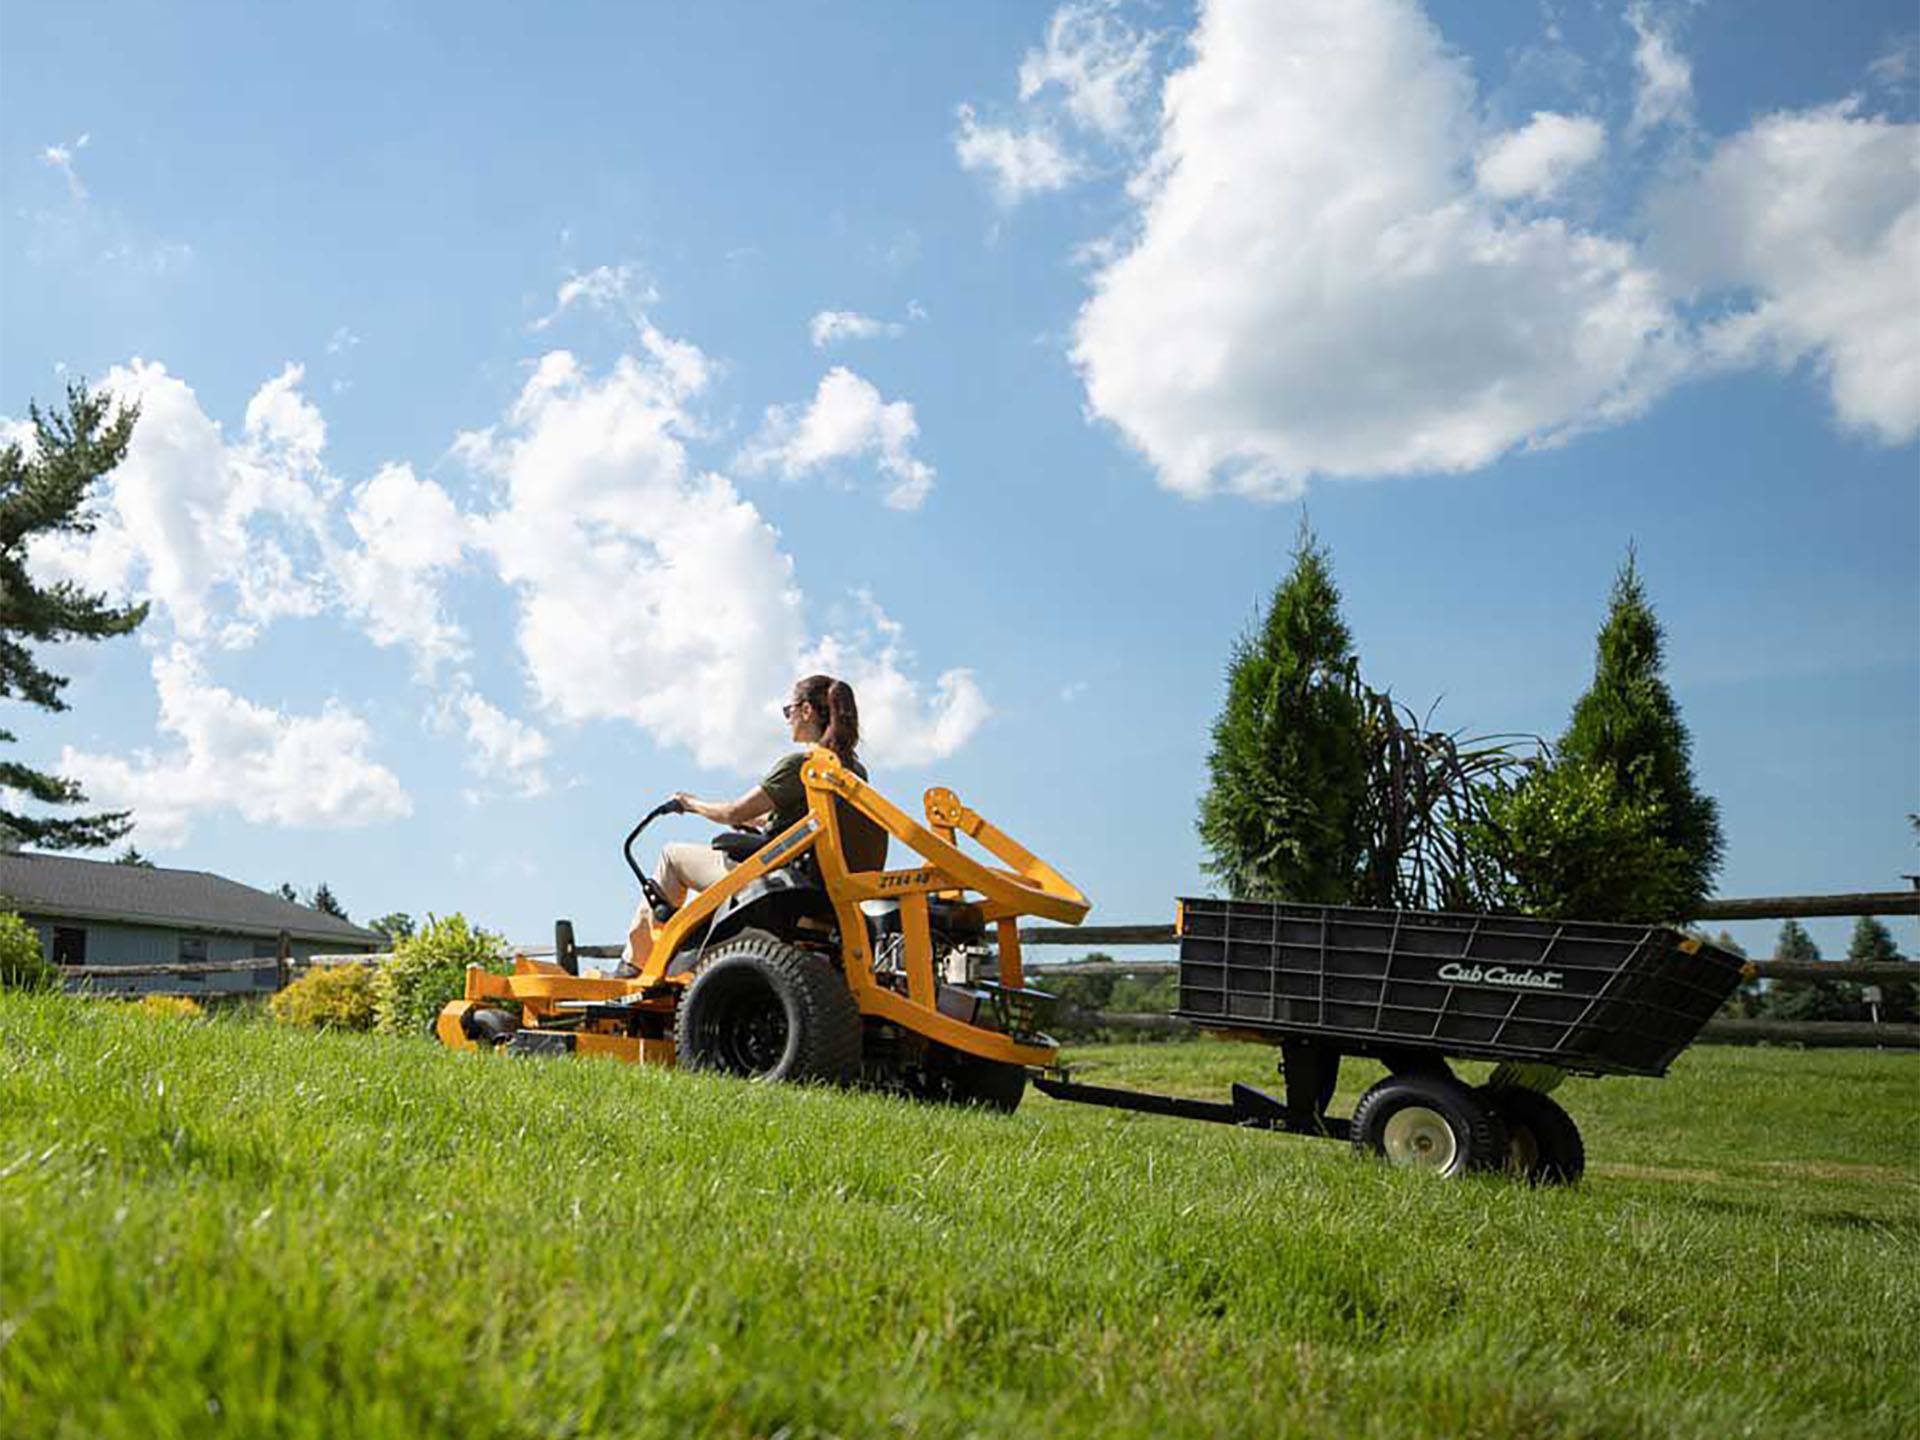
[671,791,702,818]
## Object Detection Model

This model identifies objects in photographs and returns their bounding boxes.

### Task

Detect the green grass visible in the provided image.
[1,993,1915,1439]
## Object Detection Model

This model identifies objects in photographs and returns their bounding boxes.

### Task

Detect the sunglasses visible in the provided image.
[782,701,809,719]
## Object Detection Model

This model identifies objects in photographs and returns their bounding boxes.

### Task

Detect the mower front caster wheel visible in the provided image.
[675,932,862,1084]
[1350,1074,1507,1178]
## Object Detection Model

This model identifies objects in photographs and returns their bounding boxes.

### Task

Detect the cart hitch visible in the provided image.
[1031,1075,1350,1140]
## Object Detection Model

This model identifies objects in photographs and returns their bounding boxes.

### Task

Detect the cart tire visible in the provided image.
[675,933,861,1084]
[1350,1074,1507,1177]
[1480,1086,1585,1185]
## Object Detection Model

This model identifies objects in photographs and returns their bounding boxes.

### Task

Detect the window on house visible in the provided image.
[51,927,86,965]
[251,938,281,959]
[178,935,209,964]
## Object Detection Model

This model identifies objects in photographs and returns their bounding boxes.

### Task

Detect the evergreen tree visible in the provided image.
[1555,549,1723,914]
[310,883,348,921]
[1762,919,1858,1021]
[111,846,155,868]
[0,384,148,849]
[1485,550,1722,923]
[1848,915,1913,1023]
[1198,521,1368,901]
[369,912,415,945]
[276,883,300,904]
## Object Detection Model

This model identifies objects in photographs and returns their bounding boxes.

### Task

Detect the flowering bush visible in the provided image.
[135,994,204,1020]
[270,963,378,1031]
[372,913,509,1037]
[0,912,54,992]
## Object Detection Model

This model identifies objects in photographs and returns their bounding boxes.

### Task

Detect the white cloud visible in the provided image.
[1647,101,1920,444]
[28,360,329,643]
[800,596,990,768]
[809,310,908,348]
[533,263,657,331]
[1018,1,1157,143]
[1476,112,1606,200]
[434,689,551,797]
[1072,0,1683,497]
[745,367,937,511]
[326,326,361,354]
[40,133,88,199]
[953,105,1081,204]
[1627,1,1693,138]
[330,462,469,674]
[61,646,411,848]
[468,341,975,772]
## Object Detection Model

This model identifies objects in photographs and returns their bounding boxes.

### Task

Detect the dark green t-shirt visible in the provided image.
[759,751,889,872]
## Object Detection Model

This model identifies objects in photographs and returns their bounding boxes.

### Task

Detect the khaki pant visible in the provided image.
[623,842,734,964]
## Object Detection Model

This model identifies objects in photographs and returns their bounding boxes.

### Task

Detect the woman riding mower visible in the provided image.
[621,673,888,967]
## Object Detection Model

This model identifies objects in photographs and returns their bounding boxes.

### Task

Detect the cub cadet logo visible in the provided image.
[1437,962,1566,992]
[879,870,934,891]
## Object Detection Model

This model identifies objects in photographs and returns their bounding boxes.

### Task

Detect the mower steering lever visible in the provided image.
[623,798,686,913]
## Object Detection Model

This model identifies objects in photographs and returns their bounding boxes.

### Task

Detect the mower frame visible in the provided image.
[435,748,1090,1071]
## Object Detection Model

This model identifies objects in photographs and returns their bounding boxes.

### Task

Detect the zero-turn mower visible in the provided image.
[435,746,1088,1110]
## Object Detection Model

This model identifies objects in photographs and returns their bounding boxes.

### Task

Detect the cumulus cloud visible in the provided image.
[532,263,658,331]
[953,105,1081,204]
[28,359,329,644]
[1073,0,1682,497]
[955,2,1159,206]
[745,366,937,511]
[1017,1,1158,143]
[1476,112,1606,199]
[1627,1,1693,138]
[801,596,990,768]
[432,689,552,797]
[1647,101,1920,444]
[61,646,412,847]
[468,343,979,772]
[330,462,469,674]
[809,309,908,348]
[40,133,88,199]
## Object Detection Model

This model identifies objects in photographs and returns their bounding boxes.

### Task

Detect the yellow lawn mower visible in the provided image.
[435,747,1090,1110]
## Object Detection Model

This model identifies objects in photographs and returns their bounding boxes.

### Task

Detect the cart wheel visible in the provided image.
[1479,1086,1585,1185]
[1350,1074,1507,1178]
[675,932,861,1084]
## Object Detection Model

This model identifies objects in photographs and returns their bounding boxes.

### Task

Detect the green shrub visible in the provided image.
[270,963,378,1031]
[372,913,509,1037]
[0,912,55,991]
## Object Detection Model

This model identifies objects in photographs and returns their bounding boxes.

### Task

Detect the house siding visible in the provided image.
[25,914,379,996]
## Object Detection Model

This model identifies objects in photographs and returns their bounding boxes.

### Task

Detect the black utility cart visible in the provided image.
[1035,899,1747,1182]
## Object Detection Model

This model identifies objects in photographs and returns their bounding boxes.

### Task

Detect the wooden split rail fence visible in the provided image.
[56,890,1920,1049]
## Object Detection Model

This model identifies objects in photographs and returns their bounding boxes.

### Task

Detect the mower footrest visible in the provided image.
[505,1030,577,1058]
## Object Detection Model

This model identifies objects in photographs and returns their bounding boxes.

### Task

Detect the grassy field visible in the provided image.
[1,992,1915,1439]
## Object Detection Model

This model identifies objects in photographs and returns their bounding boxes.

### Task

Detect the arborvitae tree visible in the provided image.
[1485,550,1722,923]
[1555,549,1724,915]
[310,883,348,921]
[1762,918,1858,1021]
[1848,915,1913,1023]
[0,384,147,849]
[1198,522,1368,901]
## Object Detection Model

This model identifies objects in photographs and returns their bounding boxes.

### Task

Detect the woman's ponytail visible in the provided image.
[795,673,860,765]
[822,679,859,764]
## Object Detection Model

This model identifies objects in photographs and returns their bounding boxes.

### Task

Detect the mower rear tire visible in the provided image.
[675,933,861,1084]
[1479,1085,1585,1185]
[1350,1074,1506,1178]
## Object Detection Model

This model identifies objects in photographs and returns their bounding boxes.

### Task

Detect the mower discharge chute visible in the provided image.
[435,748,1089,1109]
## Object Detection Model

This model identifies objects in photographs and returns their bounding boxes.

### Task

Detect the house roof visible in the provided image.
[0,851,384,948]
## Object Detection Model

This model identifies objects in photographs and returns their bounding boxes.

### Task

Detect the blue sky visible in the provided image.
[3,0,1915,959]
